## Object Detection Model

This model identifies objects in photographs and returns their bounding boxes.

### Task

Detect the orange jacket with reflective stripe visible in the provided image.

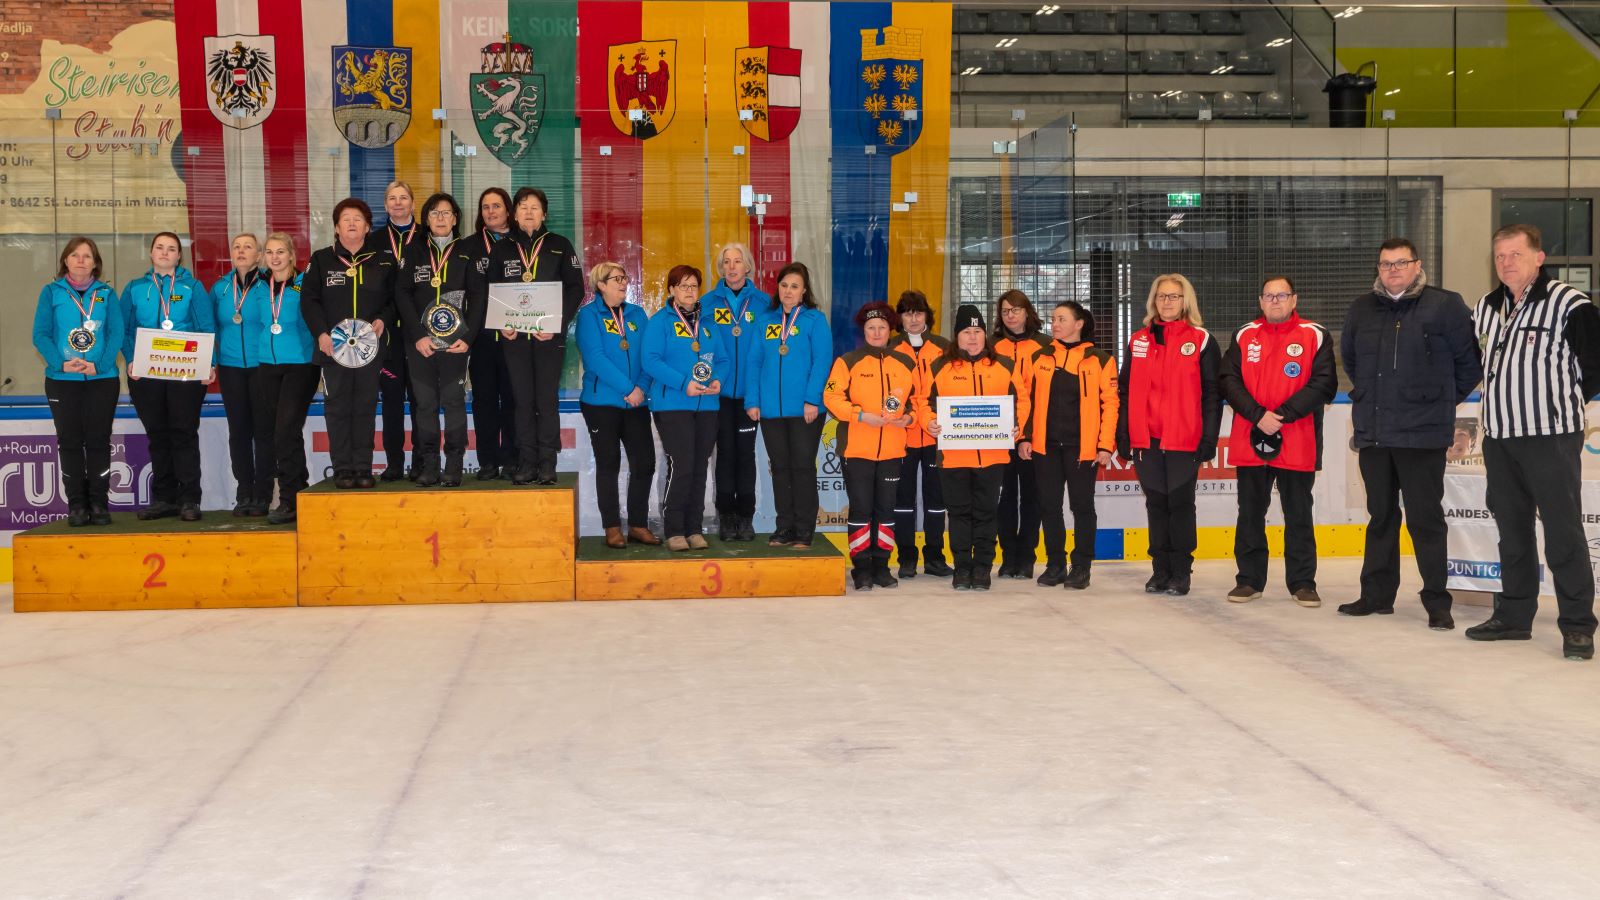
[823,347,918,461]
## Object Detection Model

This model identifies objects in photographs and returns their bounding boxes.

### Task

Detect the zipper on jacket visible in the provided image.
[876,355,887,459]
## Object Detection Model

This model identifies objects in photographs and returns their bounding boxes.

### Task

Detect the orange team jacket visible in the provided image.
[823,347,918,461]
[994,330,1047,367]
[920,353,1028,469]
[1018,341,1120,462]
[886,332,951,449]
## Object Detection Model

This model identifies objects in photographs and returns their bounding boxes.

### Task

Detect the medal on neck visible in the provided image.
[612,304,630,351]
[337,250,374,322]
[388,221,414,262]
[268,275,292,335]
[778,303,803,356]
[730,285,753,338]
[674,303,702,353]
[231,269,253,325]
[428,238,453,290]
[66,282,101,352]
[151,271,177,330]
[516,234,547,284]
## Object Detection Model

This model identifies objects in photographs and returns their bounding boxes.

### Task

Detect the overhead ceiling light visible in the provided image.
[994,37,1018,48]
[1210,65,1234,75]
[1385,88,1401,95]
[1265,38,1292,48]
[962,66,982,76]
[1333,6,1363,18]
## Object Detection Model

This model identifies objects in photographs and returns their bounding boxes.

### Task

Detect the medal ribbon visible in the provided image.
[515,234,549,281]
[671,302,701,345]
[231,269,256,321]
[730,284,754,329]
[66,282,100,326]
[269,276,292,329]
[609,303,628,343]
[337,251,375,321]
[387,222,415,262]
[150,271,175,326]
[778,303,803,353]
[429,238,455,305]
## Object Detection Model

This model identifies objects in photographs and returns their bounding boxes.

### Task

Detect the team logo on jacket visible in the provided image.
[735,45,802,142]
[333,45,412,148]
[471,34,545,163]
[714,308,733,325]
[1283,362,1302,378]
[1246,341,1261,363]
[205,36,275,129]
[858,27,922,154]
[1286,343,1304,358]
[1130,337,1149,359]
[1180,341,1197,356]
[604,318,620,334]
[609,40,676,139]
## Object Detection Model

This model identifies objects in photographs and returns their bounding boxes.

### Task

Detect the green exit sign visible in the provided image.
[1167,192,1202,208]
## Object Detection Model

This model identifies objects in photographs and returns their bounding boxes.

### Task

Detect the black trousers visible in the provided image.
[45,377,118,510]
[894,444,947,567]
[1035,445,1098,569]
[943,464,1005,570]
[715,396,760,517]
[253,362,319,504]
[322,356,383,474]
[1235,465,1318,592]
[1483,433,1598,635]
[504,337,564,473]
[1135,443,1200,578]
[468,332,518,470]
[655,409,717,538]
[406,347,470,462]
[1358,446,1450,613]
[845,457,900,567]
[379,336,417,469]
[762,415,825,541]
[583,402,655,529]
[129,377,207,505]
[218,365,274,504]
[997,449,1040,566]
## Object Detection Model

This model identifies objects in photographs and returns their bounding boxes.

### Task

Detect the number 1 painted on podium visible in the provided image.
[425,531,440,567]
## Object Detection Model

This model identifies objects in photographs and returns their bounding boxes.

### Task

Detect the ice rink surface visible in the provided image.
[2,557,1596,900]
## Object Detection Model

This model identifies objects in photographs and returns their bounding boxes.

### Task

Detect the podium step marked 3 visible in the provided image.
[575,536,848,601]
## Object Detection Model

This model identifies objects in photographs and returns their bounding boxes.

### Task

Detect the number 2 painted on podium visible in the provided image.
[425,532,440,567]
[142,553,167,589]
[700,561,723,596]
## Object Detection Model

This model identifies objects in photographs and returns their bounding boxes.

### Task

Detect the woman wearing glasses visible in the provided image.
[575,262,658,548]
[992,290,1048,579]
[396,192,475,487]
[1116,274,1222,597]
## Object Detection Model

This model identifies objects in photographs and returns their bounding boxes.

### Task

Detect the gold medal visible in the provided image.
[779,343,790,356]
[691,340,701,352]
[430,275,441,288]
[619,339,630,351]
[232,313,243,325]
[345,267,357,278]
[522,272,533,283]
[731,325,742,337]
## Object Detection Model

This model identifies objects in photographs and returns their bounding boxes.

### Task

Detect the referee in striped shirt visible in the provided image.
[1468,223,1600,660]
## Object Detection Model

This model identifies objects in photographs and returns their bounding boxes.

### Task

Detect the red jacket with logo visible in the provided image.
[1116,319,1222,457]
[1220,313,1338,472]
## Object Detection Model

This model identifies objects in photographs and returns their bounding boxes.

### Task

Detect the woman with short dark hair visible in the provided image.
[397,191,476,487]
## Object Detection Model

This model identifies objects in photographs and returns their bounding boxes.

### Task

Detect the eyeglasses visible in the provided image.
[604,274,631,284]
[675,282,700,291]
[427,209,455,219]
[1000,306,1026,315]
[1260,292,1295,303]
[1377,258,1417,271]
[1155,292,1185,302]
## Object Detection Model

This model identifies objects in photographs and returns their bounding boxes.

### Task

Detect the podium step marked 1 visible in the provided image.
[296,475,577,605]
[575,536,848,601]
[12,515,297,612]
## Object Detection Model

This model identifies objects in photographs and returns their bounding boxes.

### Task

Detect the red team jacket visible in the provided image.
[1219,312,1338,472]
[1118,319,1222,456]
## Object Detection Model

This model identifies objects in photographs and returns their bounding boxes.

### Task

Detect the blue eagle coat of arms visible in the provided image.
[857,26,922,155]
[332,45,413,149]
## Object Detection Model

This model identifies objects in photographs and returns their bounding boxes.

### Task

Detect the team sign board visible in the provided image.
[129,328,214,380]
[935,395,1015,450]
[486,282,562,334]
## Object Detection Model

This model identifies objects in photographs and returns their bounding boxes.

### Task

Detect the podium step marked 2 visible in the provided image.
[12,515,297,612]
[575,536,848,601]
[295,475,577,605]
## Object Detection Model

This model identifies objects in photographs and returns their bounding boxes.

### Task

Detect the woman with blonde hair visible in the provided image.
[574,260,658,548]
[1116,274,1221,597]
[250,231,320,522]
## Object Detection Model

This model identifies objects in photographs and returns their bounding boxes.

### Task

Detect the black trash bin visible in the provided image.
[1324,73,1377,127]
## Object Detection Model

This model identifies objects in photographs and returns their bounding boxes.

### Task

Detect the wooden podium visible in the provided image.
[12,514,297,612]
[575,536,847,601]
[295,475,576,605]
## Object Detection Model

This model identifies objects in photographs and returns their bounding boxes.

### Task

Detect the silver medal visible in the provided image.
[161,319,175,331]
[270,323,283,335]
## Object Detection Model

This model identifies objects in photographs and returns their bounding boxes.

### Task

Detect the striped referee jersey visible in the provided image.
[1473,272,1600,438]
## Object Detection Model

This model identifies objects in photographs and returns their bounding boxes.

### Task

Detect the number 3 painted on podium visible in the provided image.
[700,561,723,596]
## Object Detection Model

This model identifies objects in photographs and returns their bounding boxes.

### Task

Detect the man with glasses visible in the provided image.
[1466,223,1600,660]
[1220,276,1337,607]
[1339,238,1481,630]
